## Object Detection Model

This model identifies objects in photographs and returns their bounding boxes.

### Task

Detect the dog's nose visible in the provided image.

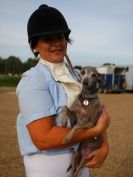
[83,80,88,86]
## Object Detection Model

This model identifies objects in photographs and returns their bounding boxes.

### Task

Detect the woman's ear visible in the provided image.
[33,49,37,53]
[33,49,39,57]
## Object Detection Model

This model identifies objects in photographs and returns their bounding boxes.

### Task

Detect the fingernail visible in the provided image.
[84,154,90,159]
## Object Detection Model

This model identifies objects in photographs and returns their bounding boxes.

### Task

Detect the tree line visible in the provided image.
[0,56,38,75]
[0,56,84,76]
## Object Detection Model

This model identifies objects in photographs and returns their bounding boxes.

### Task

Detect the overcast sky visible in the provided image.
[0,0,133,66]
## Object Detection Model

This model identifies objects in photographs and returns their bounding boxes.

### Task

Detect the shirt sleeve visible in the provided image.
[17,71,56,125]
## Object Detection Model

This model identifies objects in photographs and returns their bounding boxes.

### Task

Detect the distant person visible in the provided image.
[16,4,110,177]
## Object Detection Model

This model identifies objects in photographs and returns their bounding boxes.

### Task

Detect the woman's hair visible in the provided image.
[30,33,72,57]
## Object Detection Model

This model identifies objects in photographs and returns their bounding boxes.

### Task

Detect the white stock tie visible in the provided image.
[39,57,82,107]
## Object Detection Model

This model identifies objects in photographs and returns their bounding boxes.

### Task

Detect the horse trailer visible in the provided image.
[97,64,133,93]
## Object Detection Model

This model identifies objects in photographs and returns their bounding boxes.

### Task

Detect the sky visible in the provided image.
[0,0,133,66]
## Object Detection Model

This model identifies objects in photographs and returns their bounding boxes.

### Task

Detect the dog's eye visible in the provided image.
[81,70,85,75]
[91,73,97,78]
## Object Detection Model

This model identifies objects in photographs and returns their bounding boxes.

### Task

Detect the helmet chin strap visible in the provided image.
[65,54,80,82]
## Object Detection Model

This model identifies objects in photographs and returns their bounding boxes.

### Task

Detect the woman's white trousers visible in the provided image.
[24,153,89,177]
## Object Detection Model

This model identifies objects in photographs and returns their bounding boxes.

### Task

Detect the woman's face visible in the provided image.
[35,34,67,63]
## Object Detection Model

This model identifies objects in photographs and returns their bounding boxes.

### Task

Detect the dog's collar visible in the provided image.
[80,92,98,99]
[79,93,98,106]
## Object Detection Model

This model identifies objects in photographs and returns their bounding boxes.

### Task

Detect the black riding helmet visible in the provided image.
[27,4,71,43]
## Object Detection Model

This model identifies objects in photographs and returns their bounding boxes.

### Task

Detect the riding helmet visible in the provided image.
[27,4,71,42]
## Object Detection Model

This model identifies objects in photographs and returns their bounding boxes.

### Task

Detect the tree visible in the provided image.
[0,56,38,75]
[23,58,38,72]
[4,56,23,75]
[0,57,5,74]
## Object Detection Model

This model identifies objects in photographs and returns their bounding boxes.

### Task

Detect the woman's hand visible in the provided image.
[85,133,109,168]
[94,106,110,136]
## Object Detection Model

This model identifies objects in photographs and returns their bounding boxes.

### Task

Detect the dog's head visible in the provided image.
[80,66,102,91]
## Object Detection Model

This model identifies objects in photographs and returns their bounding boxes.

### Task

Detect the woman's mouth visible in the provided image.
[51,49,63,54]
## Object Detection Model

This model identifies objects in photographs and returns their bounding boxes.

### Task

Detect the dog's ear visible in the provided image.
[97,73,102,83]
[97,73,104,90]
[74,67,82,79]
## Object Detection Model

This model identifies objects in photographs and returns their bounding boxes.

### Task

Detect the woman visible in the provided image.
[16,4,110,177]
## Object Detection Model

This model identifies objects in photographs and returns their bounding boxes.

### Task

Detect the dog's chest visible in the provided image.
[74,100,97,124]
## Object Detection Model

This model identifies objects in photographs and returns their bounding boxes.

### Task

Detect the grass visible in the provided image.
[0,75,21,87]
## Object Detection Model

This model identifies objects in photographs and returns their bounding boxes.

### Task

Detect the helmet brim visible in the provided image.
[28,28,71,43]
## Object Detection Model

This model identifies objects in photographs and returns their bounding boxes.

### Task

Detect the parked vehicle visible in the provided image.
[97,64,133,93]
[125,65,133,92]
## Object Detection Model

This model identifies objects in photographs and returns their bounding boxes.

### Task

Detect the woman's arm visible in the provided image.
[85,132,109,168]
[27,107,110,150]
[27,115,96,149]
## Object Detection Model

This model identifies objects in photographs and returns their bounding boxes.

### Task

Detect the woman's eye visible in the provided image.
[81,70,85,75]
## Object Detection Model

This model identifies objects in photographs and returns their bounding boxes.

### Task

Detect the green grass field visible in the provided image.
[0,75,21,87]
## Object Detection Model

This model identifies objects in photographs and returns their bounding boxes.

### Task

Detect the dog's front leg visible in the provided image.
[63,122,94,144]
[67,107,76,126]
[63,124,80,144]
[64,122,94,144]
[61,106,68,127]
[61,106,76,127]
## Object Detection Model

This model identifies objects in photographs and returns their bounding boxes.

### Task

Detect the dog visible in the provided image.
[61,66,103,177]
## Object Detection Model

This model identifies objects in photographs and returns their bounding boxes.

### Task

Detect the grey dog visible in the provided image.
[61,66,103,177]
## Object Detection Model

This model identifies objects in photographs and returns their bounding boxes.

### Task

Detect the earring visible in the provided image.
[33,49,39,57]
[33,49,37,53]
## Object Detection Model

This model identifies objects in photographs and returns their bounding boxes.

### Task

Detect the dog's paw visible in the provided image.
[61,121,67,127]
[62,136,71,144]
